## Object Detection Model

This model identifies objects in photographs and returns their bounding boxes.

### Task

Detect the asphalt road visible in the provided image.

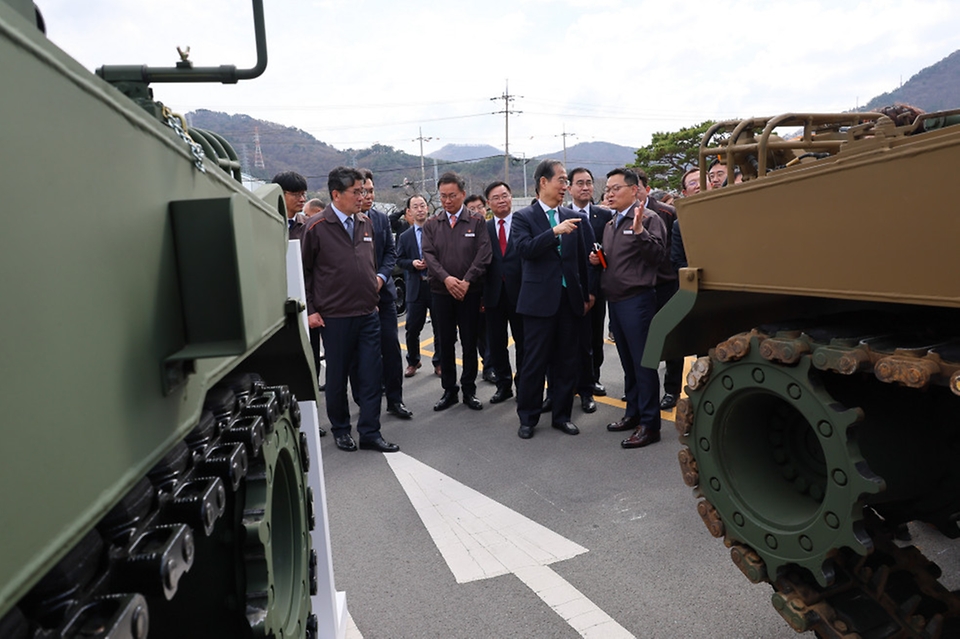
[318,330,960,639]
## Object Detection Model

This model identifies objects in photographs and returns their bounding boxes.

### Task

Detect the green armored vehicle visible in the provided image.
[1,1,323,637]
[647,108,960,637]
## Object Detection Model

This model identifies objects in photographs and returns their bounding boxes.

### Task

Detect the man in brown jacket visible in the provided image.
[301,166,399,453]
[422,172,493,411]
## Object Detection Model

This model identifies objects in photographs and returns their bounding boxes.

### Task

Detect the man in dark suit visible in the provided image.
[351,169,411,420]
[396,194,440,378]
[422,172,493,411]
[590,168,666,449]
[301,166,399,453]
[568,167,612,410]
[483,181,524,404]
[512,160,595,439]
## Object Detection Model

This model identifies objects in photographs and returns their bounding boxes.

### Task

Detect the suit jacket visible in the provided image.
[366,208,397,303]
[484,216,522,309]
[288,212,309,242]
[512,203,591,318]
[396,225,426,303]
[571,203,613,250]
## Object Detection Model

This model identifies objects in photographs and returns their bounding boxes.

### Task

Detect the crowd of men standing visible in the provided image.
[275,158,685,454]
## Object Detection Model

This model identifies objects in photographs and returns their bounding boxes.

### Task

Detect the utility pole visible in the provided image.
[557,124,576,167]
[521,152,529,200]
[413,127,434,193]
[491,80,521,183]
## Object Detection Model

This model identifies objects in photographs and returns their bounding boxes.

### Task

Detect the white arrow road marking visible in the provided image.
[384,452,635,639]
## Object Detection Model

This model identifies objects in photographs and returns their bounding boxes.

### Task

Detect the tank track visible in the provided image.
[1,374,316,639]
[676,316,960,638]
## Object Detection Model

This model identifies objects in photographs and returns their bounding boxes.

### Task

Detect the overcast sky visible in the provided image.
[40,0,960,158]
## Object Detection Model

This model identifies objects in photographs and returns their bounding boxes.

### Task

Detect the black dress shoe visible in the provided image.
[659,393,678,410]
[433,391,458,411]
[518,424,535,439]
[591,382,607,397]
[387,402,413,419]
[620,394,627,402]
[540,397,553,413]
[580,396,597,413]
[463,394,483,410]
[482,369,499,384]
[489,388,514,404]
[621,427,661,449]
[607,415,641,432]
[552,421,580,435]
[318,427,327,437]
[359,435,400,453]
[334,434,357,451]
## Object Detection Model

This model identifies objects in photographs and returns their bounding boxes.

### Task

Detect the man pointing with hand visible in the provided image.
[512,159,596,440]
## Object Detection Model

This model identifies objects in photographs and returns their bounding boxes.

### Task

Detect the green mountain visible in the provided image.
[863,49,960,113]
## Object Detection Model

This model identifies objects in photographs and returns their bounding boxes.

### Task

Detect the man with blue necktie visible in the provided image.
[396,194,441,378]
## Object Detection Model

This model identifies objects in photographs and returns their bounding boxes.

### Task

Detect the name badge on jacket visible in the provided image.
[363,236,373,242]
[464,232,476,238]
[623,229,634,235]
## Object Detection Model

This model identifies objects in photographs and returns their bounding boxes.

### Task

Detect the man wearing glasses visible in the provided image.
[301,167,399,453]
[590,168,666,449]
[512,160,595,440]
[272,171,308,240]
[422,172,493,412]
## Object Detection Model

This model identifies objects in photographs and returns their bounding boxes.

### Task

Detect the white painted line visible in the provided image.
[384,452,635,639]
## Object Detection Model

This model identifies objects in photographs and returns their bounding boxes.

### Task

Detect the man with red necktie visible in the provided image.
[482,181,524,405]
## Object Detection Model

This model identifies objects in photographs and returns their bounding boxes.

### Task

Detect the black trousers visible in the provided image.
[404,283,440,368]
[655,279,683,397]
[589,293,607,382]
[486,296,524,393]
[350,297,404,406]
[432,289,482,396]
[516,303,580,427]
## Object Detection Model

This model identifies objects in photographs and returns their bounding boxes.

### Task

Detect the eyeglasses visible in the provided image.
[438,192,461,201]
[603,184,634,195]
[343,188,370,197]
[572,180,593,188]
[285,190,307,199]
[489,194,511,203]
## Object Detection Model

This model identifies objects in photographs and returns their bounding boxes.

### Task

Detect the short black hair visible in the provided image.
[405,194,427,210]
[327,166,364,198]
[483,181,512,198]
[465,194,486,207]
[568,167,593,182]
[533,159,564,195]
[634,168,649,188]
[605,167,640,187]
[271,171,307,192]
[359,168,375,183]
[437,171,465,192]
